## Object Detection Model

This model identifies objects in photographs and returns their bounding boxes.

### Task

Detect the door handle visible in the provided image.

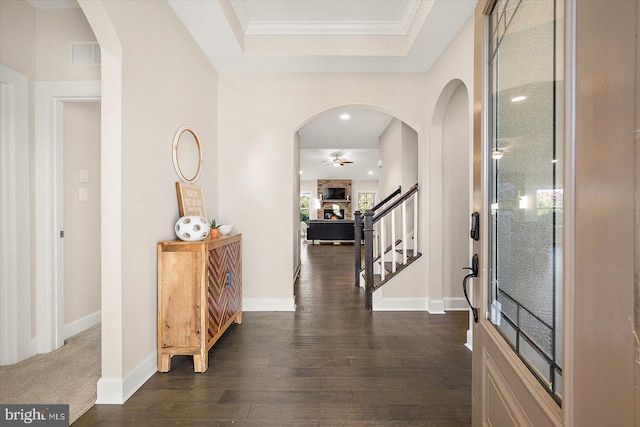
[226,271,232,289]
[462,254,479,323]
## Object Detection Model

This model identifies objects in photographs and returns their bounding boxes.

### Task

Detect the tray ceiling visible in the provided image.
[229,0,421,35]
[168,0,477,72]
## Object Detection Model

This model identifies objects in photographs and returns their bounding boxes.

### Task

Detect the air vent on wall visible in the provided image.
[70,42,101,65]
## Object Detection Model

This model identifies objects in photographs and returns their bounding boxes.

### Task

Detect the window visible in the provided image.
[357,192,377,213]
[300,192,311,223]
[488,0,563,403]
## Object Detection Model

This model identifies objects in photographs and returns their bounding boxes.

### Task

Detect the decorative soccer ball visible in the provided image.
[174,216,210,241]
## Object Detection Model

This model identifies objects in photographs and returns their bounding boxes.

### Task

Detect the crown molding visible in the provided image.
[230,0,421,35]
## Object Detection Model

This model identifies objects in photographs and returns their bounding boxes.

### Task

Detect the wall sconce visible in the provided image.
[492,149,504,160]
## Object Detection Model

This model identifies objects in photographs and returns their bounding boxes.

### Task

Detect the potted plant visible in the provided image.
[209,218,221,239]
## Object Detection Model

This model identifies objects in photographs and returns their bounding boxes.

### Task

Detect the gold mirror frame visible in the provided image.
[172,126,203,183]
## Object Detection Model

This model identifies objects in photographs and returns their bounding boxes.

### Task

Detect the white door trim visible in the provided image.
[35,80,100,353]
[0,65,32,365]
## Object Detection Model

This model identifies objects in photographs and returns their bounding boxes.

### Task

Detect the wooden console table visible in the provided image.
[157,234,242,373]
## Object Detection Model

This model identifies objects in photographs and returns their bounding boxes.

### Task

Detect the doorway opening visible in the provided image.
[295,107,419,306]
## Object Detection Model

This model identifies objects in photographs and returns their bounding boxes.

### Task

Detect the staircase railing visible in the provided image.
[361,184,420,310]
[354,186,401,288]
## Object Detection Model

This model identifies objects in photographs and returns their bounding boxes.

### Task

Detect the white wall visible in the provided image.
[0,1,36,78]
[63,101,101,332]
[442,83,470,305]
[36,8,100,81]
[422,16,475,313]
[378,118,403,198]
[401,123,419,191]
[218,73,427,311]
[80,0,219,403]
[378,119,418,198]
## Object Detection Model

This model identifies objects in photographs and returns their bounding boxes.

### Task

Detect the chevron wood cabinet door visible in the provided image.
[157,234,242,373]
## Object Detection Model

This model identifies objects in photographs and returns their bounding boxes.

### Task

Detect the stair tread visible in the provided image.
[360,253,421,274]
[366,252,423,293]
[383,261,400,273]
[395,249,415,257]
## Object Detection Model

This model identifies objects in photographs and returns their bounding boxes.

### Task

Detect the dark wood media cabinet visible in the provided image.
[307,220,355,243]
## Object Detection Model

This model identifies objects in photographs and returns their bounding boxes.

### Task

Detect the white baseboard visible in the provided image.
[64,310,101,340]
[426,299,446,314]
[24,338,38,361]
[370,296,461,313]
[444,297,469,311]
[465,328,473,351]
[96,377,124,404]
[372,292,428,311]
[242,298,295,311]
[96,352,156,404]
[123,352,156,402]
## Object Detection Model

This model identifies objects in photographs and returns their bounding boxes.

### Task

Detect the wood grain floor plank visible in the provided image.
[246,403,393,422]
[76,241,471,425]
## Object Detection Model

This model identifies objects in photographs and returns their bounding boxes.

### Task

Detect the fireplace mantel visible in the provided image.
[317,179,352,219]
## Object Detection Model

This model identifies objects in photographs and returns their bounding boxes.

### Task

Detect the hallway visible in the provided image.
[76,242,471,425]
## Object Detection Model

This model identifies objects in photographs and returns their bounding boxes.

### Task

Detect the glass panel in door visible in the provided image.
[488,0,564,404]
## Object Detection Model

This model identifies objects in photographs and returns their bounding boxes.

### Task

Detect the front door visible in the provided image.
[471,1,564,425]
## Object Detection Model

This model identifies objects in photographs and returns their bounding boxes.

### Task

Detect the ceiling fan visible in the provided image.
[326,155,354,167]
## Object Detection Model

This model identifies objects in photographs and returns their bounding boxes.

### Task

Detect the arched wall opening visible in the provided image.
[429,79,473,343]
[294,104,421,304]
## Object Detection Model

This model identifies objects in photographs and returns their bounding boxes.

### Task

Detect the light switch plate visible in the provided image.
[79,187,88,201]
[79,169,88,183]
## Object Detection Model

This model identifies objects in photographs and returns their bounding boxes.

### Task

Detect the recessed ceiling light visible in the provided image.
[299,170,303,174]
[511,95,527,103]
[551,159,558,163]
[368,171,373,175]
[340,113,351,120]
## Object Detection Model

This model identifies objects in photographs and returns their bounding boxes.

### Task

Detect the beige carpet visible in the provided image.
[0,325,101,424]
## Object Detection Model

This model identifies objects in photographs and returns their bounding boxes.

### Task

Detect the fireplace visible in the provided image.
[324,208,345,220]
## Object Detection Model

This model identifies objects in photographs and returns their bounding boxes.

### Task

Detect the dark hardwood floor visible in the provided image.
[75,241,471,426]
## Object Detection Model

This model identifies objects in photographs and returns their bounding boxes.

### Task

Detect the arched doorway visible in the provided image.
[295,106,419,307]
[430,79,473,344]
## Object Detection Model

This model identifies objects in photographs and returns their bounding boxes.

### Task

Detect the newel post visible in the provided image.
[363,210,375,310]
[354,211,362,288]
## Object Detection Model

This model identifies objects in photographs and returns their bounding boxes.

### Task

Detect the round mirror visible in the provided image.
[172,127,202,183]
